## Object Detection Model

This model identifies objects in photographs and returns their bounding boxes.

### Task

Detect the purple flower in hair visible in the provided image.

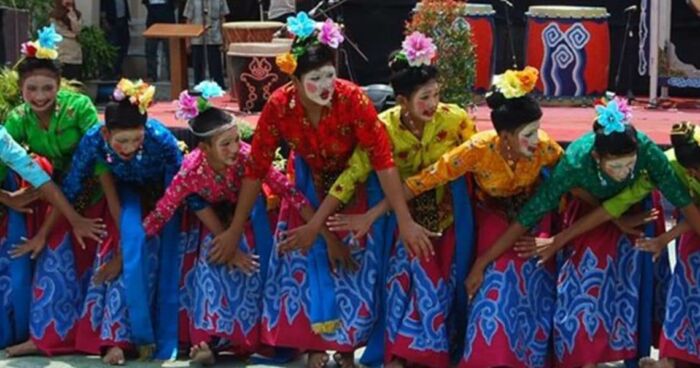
[401,31,437,67]
[317,19,344,49]
[175,91,199,121]
[113,88,125,101]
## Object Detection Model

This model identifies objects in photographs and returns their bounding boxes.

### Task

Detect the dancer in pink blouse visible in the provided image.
[142,86,347,366]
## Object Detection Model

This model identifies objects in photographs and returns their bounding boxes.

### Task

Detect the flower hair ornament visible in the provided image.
[275,12,345,75]
[21,24,63,60]
[175,81,235,138]
[390,31,438,68]
[489,66,539,99]
[594,95,632,136]
[113,79,156,115]
[671,121,699,146]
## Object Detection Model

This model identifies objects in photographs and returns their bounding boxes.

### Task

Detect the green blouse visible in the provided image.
[603,149,700,218]
[516,131,691,228]
[0,90,105,182]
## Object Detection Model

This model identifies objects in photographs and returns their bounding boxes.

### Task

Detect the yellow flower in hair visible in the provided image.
[276,52,297,75]
[494,66,540,99]
[138,85,155,114]
[35,47,58,60]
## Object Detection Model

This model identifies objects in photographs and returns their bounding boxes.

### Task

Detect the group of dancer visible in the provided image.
[1,12,700,368]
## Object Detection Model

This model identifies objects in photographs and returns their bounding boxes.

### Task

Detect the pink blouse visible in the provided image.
[143,142,308,236]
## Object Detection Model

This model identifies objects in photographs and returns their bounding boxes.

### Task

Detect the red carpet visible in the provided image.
[149,96,699,146]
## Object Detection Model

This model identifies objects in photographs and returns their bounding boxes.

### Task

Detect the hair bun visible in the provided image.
[671,122,696,148]
[485,87,507,110]
[388,50,410,73]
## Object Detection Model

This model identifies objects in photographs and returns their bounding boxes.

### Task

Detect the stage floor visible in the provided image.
[148,97,700,146]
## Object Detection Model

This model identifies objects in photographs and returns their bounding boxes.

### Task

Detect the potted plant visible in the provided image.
[78,25,118,100]
[407,0,477,108]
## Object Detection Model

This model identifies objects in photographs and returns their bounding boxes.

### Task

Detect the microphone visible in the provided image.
[624,5,638,13]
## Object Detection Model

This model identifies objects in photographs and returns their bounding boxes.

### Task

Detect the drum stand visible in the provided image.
[614,5,638,103]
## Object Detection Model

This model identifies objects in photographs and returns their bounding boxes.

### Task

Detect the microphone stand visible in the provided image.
[498,0,519,69]
[615,6,638,103]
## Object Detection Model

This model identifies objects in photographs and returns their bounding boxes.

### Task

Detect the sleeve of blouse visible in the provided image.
[0,127,50,188]
[405,140,480,196]
[0,110,27,184]
[602,174,655,218]
[262,166,310,211]
[456,108,478,142]
[642,136,692,208]
[351,89,394,171]
[74,94,100,135]
[329,147,373,203]
[61,130,100,202]
[245,99,281,180]
[516,156,579,229]
[541,132,564,168]
[144,169,193,236]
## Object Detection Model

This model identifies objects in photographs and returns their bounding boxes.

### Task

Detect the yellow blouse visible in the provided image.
[405,130,563,201]
[329,103,476,204]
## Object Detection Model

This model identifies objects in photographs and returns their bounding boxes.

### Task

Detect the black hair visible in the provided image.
[105,100,147,130]
[292,40,335,78]
[671,122,700,169]
[189,106,234,144]
[485,87,543,133]
[592,120,638,157]
[387,50,438,98]
[17,57,61,82]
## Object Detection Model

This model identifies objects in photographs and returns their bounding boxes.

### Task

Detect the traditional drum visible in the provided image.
[222,21,284,44]
[462,3,496,92]
[227,42,291,112]
[525,6,610,98]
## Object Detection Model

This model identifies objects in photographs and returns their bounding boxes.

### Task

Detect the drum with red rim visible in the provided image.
[462,4,496,93]
[227,42,291,112]
[525,6,610,99]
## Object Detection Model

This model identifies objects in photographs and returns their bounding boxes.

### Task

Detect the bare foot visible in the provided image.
[332,352,356,368]
[103,346,125,365]
[189,342,216,366]
[5,340,39,357]
[307,351,329,368]
[385,358,405,368]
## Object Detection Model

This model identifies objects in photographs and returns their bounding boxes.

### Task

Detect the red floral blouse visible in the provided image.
[245,79,395,181]
[143,142,309,236]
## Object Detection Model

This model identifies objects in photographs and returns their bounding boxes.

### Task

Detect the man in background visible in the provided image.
[142,0,177,81]
[100,0,131,78]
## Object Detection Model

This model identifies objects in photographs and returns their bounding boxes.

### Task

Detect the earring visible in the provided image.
[136,146,143,161]
[106,152,114,163]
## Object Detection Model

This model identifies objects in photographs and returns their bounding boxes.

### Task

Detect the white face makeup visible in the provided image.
[108,128,145,160]
[407,80,440,123]
[301,65,337,106]
[208,126,240,168]
[601,154,637,182]
[22,74,59,115]
[516,121,540,157]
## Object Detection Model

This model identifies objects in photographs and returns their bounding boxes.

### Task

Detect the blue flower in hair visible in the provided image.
[595,100,626,135]
[287,12,316,39]
[37,24,63,49]
[194,81,224,99]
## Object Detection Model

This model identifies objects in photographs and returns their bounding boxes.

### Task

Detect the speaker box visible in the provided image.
[1,7,31,66]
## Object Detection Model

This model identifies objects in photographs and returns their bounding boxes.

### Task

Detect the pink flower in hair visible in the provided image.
[175,91,199,121]
[401,31,437,67]
[317,19,344,49]
[614,96,633,123]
